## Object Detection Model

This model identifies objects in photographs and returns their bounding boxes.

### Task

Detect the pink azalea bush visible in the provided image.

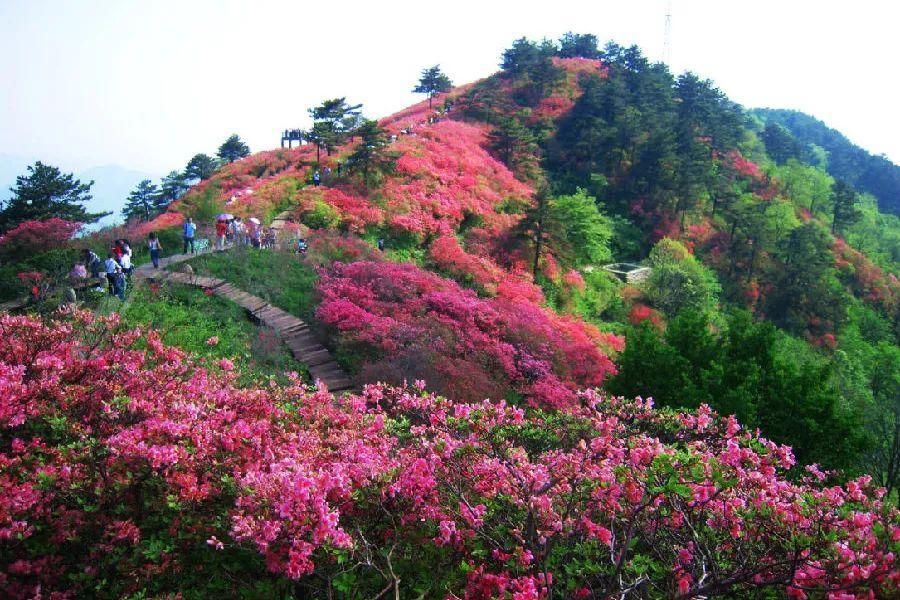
[0,310,896,598]
[316,261,620,407]
[0,218,81,257]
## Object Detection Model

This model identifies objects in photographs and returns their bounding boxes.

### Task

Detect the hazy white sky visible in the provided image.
[1,0,898,174]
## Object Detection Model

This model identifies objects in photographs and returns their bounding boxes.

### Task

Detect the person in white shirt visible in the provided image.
[103,254,118,294]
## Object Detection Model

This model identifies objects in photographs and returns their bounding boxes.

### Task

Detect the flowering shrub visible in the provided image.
[316,261,619,407]
[1,311,895,598]
[428,234,506,293]
[0,218,81,257]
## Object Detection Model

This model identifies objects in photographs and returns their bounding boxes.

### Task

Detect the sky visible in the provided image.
[1,0,898,176]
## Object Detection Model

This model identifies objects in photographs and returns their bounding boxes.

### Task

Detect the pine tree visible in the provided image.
[346,120,396,186]
[0,161,106,232]
[184,153,220,181]
[121,179,160,222]
[413,65,452,108]
[307,98,363,160]
[157,171,189,209]
[216,134,251,163]
[487,116,538,177]
[831,179,862,235]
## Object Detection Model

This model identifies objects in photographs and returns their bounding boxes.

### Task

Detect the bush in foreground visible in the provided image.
[0,310,897,598]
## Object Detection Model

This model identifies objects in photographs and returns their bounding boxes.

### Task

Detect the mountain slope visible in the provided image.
[752,108,900,215]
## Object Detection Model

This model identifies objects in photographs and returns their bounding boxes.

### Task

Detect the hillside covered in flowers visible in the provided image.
[1,32,899,597]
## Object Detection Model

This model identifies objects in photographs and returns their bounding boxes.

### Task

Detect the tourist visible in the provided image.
[337,161,342,176]
[69,261,88,279]
[313,170,321,186]
[377,238,385,251]
[147,232,162,268]
[296,237,308,255]
[112,266,127,300]
[215,218,228,250]
[183,217,197,254]
[249,221,262,248]
[103,253,118,294]
[119,241,133,275]
[83,249,101,277]
[111,240,124,263]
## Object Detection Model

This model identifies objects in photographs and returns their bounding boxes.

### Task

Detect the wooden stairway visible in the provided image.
[134,251,354,393]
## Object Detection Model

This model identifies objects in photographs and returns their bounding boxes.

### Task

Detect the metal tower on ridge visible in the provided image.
[663,0,673,66]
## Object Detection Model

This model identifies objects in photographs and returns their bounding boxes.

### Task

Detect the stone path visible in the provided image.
[134,250,354,393]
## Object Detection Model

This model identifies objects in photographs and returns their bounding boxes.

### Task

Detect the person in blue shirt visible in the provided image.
[183,217,197,254]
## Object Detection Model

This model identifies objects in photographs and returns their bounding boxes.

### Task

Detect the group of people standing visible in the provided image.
[215,216,275,249]
[72,239,134,300]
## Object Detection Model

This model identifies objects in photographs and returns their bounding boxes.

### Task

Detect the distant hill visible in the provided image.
[77,165,159,229]
[0,155,157,230]
[751,108,900,215]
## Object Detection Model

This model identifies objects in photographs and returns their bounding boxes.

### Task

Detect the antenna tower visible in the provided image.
[663,0,673,65]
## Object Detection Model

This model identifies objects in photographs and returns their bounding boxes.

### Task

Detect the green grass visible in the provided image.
[110,281,307,385]
[180,247,319,320]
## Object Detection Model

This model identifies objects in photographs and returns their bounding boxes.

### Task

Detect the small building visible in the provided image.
[602,262,652,284]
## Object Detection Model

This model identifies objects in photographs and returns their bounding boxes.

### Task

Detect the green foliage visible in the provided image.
[752,108,900,215]
[519,188,614,277]
[765,221,848,335]
[500,37,564,105]
[177,184,222,223]
[307,98,363,159]
[761,122,807,165]
[184,153,220,181]
[346,119,397,186]
[609,309,867,472]
[216,134,251,163]
[831,179,863,235]
[183,247,318,320]
[115,283,304,384]
[157,170,189,209]
[121,179,160,223]
[0,161,107,232]
[558,32,601,59]
[487,115,538,178]
[413,65,452,108]
[302,200,341,230]
[0,247,79,301]
[643,238,720,317]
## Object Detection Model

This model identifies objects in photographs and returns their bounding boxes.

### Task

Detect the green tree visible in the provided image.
[766,221,848,335]
[307,98,363,160]
[558,32,601,59]
[216,134,250,163]
[184,153,220,181]
[346,120,396,186]
[487,116,538,178]
[413,65,452,109]
[121,179,160,222]
[761,122,806,165]
[500,37,562,105]
[831,179,862,235]
[0,161,106,232]
[643,238,721,317]
[519,188,613,277]
[157,170,189,209]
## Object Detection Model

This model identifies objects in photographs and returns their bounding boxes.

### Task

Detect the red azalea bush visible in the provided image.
[428,234,507,293]
[0,218,81,258]
[316,261,618,408]
[0,310,896,599]
[382,120,533,237]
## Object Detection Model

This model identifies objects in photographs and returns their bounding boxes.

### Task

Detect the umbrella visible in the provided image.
[248,217,261,225]
[217,213,234,221]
